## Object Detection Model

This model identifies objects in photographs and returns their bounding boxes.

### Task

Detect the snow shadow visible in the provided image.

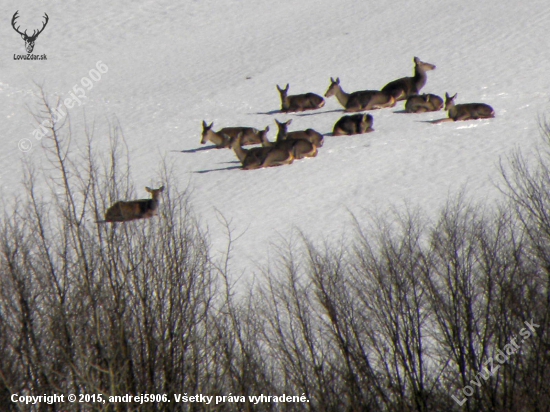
[194,162,241,174]
[293,109,343,117]
[177,145,222,153]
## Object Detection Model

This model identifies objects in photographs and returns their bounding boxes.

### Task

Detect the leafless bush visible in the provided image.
[0,90,217,411]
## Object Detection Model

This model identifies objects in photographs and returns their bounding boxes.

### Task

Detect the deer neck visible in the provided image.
[333,85,349,107]
[210,132,228,147]
[232,140,247,163]
[413,66,428,92]
[261,133,275,147]
[148,198,159,212]
[280,95,290,111]
[276,128,287,143]
[447,103,457,119]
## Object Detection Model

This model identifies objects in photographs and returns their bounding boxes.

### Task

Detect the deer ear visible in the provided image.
[276,84,282,91]
[336,77,340,84]
[265,125,270,132]
[286,119,292,126]
[145,187,152,193]
[284,84,289,91]
[159,186,165,192]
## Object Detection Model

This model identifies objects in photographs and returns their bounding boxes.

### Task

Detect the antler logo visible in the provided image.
[11,11,49,54]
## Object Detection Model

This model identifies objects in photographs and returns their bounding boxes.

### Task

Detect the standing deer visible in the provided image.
[11,11,49,54]
[231,133,294,170]
[274,119,324,147]
[333,114,374,136]
[404,94,444,113]
[201,121,268,148]
[276,84,325,113]
[381,57,436,101]
[433,93,495,124]
[99,186,165,223]
[324,78,395,112]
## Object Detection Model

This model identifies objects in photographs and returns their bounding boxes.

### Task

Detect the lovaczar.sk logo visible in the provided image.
[11,10,48,60]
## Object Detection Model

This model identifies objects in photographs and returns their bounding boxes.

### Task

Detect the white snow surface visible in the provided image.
[2,0,550,277]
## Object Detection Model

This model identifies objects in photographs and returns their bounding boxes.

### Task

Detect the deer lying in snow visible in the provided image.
[324,77,395,112]
[277,84,325,113]
[433,93,495,124]
[405,94,444,113]
[274,119,324,148]
[260,122,320,159]
[333,114,374,136]
[99,186,165,223]
[231,132,294,170]
[201,121,269,148]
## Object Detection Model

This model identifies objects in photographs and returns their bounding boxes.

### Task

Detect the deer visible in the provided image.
[381,57,436,101]
[404,94,444,113]
[333,114,374,136]
[12,11,49,54]
[274,119,324,148]
[201,121,268,148]
[433,93,495,124]
[262,124,319,159]
[231,133,294,170]
[99,186,165,223]
[276,84,325,113]
[324,78,395,112]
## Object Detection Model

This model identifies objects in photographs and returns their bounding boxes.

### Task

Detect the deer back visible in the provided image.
[104,198,158,222]
[243,147,272,169]
[333,114,374,136]
[290,139,317,159]
[287,93,325,112]
[450,103,495,120]
[346,91,394,111]
[261,146,294,167]
[284,129,324,148]
[405,94,443,113]
[218,127,263,146]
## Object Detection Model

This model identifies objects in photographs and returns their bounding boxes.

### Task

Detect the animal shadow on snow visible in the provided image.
[176,145,220,153]
[418,119,447,124]
[252,108,342,116]
[293,109,343,117]
[194,161,241,174]
[253,109,285,115]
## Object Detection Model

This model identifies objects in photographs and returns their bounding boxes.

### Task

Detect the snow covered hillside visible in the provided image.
[2,0,550,276]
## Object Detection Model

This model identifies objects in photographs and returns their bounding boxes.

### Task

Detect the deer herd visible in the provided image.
[101,56,495,223]
[201,56,495,171]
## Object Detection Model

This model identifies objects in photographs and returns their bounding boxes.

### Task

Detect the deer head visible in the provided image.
[12,11,49,54]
